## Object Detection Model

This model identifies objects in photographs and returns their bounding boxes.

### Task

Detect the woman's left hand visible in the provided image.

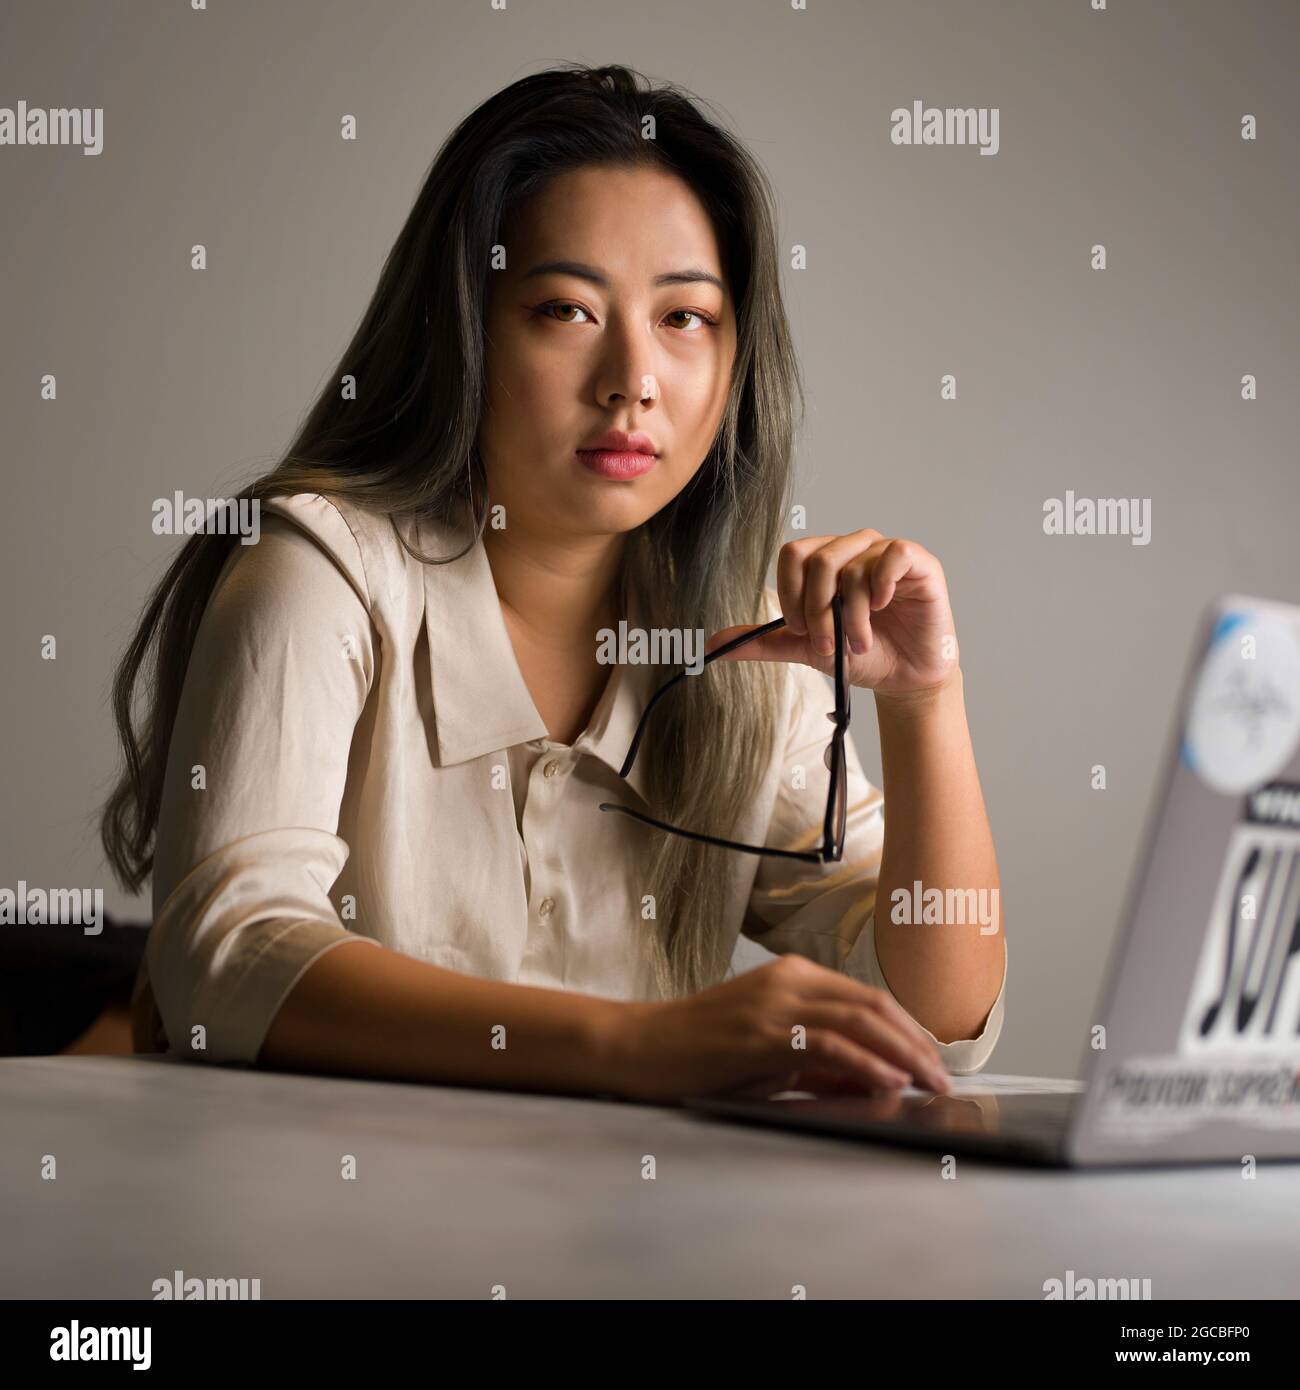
[709,530,959,696]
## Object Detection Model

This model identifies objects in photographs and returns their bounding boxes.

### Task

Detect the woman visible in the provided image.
[101,63,1005,1103]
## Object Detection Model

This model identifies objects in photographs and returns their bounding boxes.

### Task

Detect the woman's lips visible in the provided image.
[576,449,659,479]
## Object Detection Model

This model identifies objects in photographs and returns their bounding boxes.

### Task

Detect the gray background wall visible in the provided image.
[1,0,1296,1078]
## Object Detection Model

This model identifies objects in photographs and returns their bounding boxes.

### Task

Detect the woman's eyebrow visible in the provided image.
[521,259,724,292]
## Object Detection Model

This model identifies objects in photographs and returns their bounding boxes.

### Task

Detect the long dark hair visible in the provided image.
[101,62,804,999]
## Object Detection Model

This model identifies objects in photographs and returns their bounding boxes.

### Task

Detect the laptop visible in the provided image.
[686,594,1300,1167]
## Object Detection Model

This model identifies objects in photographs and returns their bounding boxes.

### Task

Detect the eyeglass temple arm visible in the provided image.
[616,614,788,778]
[597,801,824,862]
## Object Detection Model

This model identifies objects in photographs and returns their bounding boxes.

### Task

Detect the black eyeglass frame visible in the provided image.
[597,593,850,864]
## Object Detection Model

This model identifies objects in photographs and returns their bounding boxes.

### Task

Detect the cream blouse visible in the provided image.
[137,492,1006,1073]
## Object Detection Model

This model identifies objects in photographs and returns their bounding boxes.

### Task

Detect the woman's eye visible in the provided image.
[532,302,716,330]
[535,301,590,324]
[664,309,713,331]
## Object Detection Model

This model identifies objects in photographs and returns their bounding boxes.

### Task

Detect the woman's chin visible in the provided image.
[564,484,663,533]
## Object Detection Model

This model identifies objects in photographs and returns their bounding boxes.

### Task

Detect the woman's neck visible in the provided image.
[482,523,624,653]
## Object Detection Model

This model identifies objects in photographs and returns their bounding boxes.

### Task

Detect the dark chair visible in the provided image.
[0,912,149,1056]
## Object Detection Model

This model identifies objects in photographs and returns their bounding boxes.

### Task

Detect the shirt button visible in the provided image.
[538,897,555,918]
[543,759,561,779]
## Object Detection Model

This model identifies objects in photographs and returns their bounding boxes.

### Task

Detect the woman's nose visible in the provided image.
[601,371,659,407]
[596,325,660,406]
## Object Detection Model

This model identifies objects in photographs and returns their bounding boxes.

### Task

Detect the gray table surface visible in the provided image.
[2,1055,1297,1299]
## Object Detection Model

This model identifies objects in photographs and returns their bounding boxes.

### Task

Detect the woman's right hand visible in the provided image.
[609,953,953,1104]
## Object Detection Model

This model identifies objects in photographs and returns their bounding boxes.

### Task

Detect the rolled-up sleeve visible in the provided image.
[146,493,383,1065]
[742,658,1006,1074]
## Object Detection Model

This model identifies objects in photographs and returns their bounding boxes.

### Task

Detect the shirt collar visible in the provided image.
[414,511,658,803]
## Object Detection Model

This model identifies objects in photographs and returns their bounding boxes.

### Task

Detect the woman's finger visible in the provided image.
[777,957,948,1073]
[788,1001,949,1091]
[800,531,881,655]
[867,537,925,611]
[776,536,832,637]
[794,1028,914,1091]
[838,543,891,655]
[704,625,811,664]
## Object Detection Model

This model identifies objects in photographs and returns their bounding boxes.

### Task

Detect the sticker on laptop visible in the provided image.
[1096,1054,1300,1138]
[1181,608,1300,795]
[1177,797,1300,1056]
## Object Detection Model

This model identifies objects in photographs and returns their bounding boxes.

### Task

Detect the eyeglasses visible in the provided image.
[598,593,849,864]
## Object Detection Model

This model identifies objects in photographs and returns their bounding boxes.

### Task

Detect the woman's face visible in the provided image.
[478,163,738,543]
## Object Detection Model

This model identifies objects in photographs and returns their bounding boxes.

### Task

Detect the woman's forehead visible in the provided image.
[501,168,727,282]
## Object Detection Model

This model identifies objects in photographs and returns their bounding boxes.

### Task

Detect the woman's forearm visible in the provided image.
[871,668,1006,1043]
[258,938,632,1096]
